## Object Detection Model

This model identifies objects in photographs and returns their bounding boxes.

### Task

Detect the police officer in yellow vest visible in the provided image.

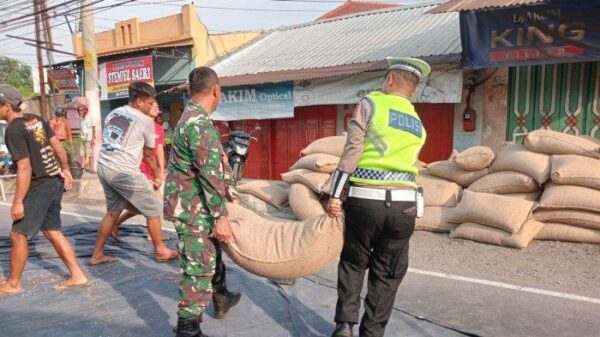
[327,57,430,337]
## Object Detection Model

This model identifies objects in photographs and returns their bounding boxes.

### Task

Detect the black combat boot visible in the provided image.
[331,322,354,337]
[174,317,209,337]
[213,289,241,319]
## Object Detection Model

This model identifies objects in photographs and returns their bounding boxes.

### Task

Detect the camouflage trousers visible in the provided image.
[174,218,227,320]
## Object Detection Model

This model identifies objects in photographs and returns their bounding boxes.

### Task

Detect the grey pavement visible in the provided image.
[0,199,598,337]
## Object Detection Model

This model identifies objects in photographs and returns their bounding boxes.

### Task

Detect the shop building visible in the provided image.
[52,4,262,127]
[431,0,600,143]
[210,3,481,180]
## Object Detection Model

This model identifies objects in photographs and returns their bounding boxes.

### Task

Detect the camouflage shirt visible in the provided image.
[164,102,229,224]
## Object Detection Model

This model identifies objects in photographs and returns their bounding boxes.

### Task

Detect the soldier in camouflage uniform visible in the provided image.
[164,67,241,337]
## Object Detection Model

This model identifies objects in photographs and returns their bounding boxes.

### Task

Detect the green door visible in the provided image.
[507,61,600,141]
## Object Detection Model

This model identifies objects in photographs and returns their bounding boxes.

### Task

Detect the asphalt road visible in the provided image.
[0,200,598,337]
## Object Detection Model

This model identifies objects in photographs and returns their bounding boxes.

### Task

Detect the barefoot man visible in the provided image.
[0,84,88,296]
[90,82,177,265]
[110,104,167,242]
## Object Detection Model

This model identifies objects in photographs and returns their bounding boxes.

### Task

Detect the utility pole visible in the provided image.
[33,0,48,120]
[81,0,101,172]
[41,0,59,108]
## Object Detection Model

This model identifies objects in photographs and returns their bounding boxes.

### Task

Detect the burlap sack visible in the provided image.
[416,174,462,207]
[450,220,544,249]
[535,223,600,244]
[540,183,600,213]
[533,209,600,230]
[281,169,331,193]
[491,143,551,183]
[447,190,535,233]
[468,171,539,194]
[551,155,600,189]
[427,161,489,187]
[237,180,289,210]
[451,146,495,171]
[289,183,326,220]
[300,135,347,157]
[580,135,600,145]
[223,203,344,279]
[503,191,541,201]
[415,207,458,233]
[290,153,340,174]
[524,129,600,159]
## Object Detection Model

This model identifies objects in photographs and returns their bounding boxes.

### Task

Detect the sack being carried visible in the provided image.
[223,203,344,279]
[289,183,326,220]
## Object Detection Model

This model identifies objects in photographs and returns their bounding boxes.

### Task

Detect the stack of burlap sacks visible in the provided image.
[423,129,600,249]
[237,129,599,252]
[527,131,600,245]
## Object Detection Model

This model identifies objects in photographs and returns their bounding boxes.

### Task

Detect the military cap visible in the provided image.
[386,57,431,80]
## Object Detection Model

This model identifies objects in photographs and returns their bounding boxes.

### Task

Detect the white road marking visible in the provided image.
[1,202,599,305]
[408,268,600,305]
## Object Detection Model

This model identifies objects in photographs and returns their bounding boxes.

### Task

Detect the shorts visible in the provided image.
[13,178,64,237]
[98,164,162,219]
[80,141,94,157]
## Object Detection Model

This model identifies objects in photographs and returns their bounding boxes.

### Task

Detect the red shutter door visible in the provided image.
[217,120,272,180]
[414,103,454,163]
[238,120,271,179]
[271,105,338,180]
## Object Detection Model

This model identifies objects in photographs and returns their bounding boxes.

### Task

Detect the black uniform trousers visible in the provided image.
[335,196,416,337]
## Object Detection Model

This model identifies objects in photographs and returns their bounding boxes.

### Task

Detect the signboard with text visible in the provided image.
[212,82,295,121]
[48,69,80,96]
[99,56,154,100]
[461,0,600,68]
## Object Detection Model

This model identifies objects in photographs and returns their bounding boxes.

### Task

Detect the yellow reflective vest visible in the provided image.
[349,91,426,189]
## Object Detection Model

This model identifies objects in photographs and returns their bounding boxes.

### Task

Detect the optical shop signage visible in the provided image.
[460,0,600,68]
[212,82,294,121]
[99,56,154,100]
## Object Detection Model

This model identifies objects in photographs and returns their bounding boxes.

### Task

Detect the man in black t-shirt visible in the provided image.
[0,84,88,297]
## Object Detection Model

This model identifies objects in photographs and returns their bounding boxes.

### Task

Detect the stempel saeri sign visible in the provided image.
[101,56,154,100]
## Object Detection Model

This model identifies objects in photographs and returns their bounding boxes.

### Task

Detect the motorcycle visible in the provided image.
[221,122,260,185]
